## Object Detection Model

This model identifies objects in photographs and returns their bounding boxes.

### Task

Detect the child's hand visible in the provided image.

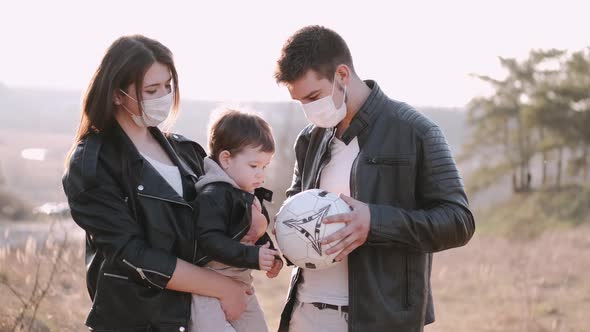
[259,242,280,271]
[266,258,283,278]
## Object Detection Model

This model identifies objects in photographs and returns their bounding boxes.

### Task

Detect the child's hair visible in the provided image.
[208,109,275,162]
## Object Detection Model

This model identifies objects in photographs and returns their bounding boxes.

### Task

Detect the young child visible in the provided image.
[190,109,283,332]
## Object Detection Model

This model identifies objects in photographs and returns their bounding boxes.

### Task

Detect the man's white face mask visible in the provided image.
[301,74,347,128]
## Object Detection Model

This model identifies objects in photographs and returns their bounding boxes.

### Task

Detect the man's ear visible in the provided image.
[335,64,352,87]
[218,150,232,169]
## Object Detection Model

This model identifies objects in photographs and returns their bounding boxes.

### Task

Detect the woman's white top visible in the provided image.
[141,153,184,197]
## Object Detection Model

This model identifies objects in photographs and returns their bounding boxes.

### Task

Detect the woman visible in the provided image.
[63,35,250,331]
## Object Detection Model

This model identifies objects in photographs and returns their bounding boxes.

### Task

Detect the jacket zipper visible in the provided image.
[405,254,410,308]
[103,272,129,280]
[350,154,360,199]
[233,225,250,240]
[193,240,198,262]
[122,259,170,289]
[366,157,410,166]
[137,192,193,210]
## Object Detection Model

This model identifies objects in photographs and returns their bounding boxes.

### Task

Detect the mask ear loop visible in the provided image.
[332,73,347,109]
[118,89,141,118]
[120,103,137,117]
[119,89,149,120]
[119,89,138,102]
[331,73,337,97]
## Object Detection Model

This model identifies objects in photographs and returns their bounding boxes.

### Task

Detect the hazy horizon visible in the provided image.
[0,81,468,110]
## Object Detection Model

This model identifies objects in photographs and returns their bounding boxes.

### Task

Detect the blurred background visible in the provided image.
[1,1,589,331]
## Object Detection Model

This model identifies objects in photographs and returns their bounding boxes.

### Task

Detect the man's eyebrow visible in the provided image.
[302,89,321,100]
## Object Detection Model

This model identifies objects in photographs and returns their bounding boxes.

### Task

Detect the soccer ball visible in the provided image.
[274,189,351,270]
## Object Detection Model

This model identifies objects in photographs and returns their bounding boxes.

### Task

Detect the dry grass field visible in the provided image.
[1,221,588,332]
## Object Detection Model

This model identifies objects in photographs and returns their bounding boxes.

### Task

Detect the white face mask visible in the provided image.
[119,89,173,127]
[300,76,347,128]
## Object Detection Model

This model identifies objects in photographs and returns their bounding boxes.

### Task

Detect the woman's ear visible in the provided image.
[218,150,232,170]
[113,91,122,106]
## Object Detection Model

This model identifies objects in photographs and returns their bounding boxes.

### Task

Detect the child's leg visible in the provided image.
[229,293,269,332]
[190,294,236,332]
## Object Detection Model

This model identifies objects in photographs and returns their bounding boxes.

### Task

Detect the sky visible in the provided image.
[1,0,588,107]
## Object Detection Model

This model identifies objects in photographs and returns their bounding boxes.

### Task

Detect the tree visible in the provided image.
[462,48,590,193]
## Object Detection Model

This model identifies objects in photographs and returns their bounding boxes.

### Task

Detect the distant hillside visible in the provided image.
[0,85,468,208]
[0,85,467,151]
[0,85,81,134]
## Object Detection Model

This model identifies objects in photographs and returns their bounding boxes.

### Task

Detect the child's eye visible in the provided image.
[145,90,157,95]
[250,165,257,169]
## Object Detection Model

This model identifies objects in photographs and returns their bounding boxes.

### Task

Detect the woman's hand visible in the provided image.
[166,259,254,321]
[219,280,253,321]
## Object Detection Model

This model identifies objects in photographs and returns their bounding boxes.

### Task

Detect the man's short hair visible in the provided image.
[274,25,354,84]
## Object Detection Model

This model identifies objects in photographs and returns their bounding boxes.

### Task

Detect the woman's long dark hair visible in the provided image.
[65,35,180,165]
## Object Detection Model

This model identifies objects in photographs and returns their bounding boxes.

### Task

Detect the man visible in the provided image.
[274,26,475,332]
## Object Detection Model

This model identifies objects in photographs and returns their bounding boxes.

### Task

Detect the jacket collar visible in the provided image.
[196,157,240,192]
[149,127,199,182]
[300,80,386,190]
[340,80,387,145]
[196,157,274,204]
[109,122,197,203]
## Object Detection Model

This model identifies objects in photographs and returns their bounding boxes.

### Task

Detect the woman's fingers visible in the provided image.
[240,282,254,295]
[220,281,248,321]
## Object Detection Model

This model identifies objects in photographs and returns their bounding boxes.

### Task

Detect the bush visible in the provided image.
[0,189,33,221]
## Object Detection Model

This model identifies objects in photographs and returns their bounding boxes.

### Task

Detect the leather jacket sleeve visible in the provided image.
[63,143,177,290]
[196,188,260,270]
[366,126,475,253]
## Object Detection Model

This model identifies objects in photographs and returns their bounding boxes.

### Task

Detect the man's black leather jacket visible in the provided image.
[278,81,475,332]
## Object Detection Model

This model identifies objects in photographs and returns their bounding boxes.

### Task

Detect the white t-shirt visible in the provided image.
[142,153,184,197]
[297,136,360,306]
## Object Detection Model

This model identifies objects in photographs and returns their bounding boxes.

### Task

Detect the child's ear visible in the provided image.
[218,150,231,169]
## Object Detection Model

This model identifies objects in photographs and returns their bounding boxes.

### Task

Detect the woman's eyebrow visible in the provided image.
[144,76,172,88]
